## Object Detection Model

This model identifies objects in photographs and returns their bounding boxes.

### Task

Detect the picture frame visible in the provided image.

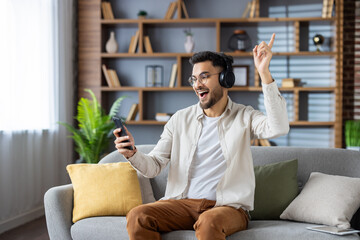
[233,65,249,86]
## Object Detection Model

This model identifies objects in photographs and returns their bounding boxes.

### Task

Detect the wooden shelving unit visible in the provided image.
[78,0,343,147]
[101,17,335,25]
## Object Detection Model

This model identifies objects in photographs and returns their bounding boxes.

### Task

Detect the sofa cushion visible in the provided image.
[71,216,129,240]
[71,218,358,240]
[67,162,142,223]
[136,172,156,204]
[280,172,360,229]
[250,159,298,220]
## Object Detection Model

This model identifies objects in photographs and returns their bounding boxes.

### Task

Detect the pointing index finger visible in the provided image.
[268,33,275,49]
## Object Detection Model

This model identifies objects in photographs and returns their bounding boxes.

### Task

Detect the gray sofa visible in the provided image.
[44,145,360,240]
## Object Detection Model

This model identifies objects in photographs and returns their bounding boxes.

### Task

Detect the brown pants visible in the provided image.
[126,199,249,240]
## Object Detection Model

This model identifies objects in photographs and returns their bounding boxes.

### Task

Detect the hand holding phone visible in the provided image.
[112,116,134,151]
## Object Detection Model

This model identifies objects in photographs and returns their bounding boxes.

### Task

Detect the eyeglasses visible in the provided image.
[188,72,221,86]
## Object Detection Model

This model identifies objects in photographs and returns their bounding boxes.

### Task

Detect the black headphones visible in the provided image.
[218,54,235,88]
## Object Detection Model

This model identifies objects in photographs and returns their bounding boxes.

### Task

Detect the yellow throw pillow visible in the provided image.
[67,162,142,223]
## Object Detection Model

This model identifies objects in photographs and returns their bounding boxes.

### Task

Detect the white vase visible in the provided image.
[184,35,194,53]
[105,31,118,53]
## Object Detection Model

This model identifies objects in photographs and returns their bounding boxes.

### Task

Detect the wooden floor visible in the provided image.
[0,216,49,240]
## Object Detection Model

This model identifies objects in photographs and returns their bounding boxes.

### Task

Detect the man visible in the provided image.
[114,33,289,240]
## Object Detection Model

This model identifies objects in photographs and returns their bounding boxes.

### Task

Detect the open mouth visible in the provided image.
[198,90,209,99]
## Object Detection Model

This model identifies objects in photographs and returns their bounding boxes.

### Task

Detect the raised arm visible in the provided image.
[251,33,290,139]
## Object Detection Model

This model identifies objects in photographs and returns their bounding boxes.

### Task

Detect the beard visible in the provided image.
[199,85,224,110]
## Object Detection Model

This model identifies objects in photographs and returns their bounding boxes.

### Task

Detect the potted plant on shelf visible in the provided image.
[137,10,147,19]
[184,29,194,53]
[345,120,360,151]
[59,89,127,163]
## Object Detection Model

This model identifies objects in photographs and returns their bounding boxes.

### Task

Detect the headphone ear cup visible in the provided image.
[219,71,226,87]
[219,71,235,88]
[224,71,235,88]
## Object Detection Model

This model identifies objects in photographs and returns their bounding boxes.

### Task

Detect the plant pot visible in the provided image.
[75,157,85,164]
[346,146,360,151]
[138,16,146,19]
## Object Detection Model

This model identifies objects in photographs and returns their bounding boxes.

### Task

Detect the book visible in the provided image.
[106,2,114,20]
[169,63,178,88]
[249,0,256,18]
[322,0,334,18]
[101,2,114,20]
[281,78,301,88]
[165,2,177,19]
[102,64,114,87]
[128,30,140,53]
[164,2,173,19]
[327,0,334,18]
[126,104,139,122]
[101,2,109,19]
[155,113,172,122]
[181,1,189,19]
[306,226,360,236]
[108,69,121,87]
[241,2,252,18]
[128,36,135,53]
[144,36,153,53]
[322,0,329,18]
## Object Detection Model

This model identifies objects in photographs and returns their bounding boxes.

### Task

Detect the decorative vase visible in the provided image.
[184,35,194,53]
[105,31,118,53]
[228,29,251,52]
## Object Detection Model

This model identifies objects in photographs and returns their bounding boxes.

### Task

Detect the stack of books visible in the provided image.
[102,64,121,87]
[164,1,189,19]
[155,113,172,122]
[322,0,334,18]
[126,104,139,122]
[101,2,114,20]
[241,0,259,18]
[281,78,301,88]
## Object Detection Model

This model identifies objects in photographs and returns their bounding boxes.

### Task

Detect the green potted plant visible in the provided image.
[345,120,360,151]
[137,10,147,19]
[59,89,127,163]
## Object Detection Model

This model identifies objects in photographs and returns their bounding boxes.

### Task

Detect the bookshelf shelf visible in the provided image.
[101,51,336,58]
[100,86,336,92]
[101,17,335,25]
[124,120,336,127]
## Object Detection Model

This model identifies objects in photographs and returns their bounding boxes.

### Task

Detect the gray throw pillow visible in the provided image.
[280,172,360,229]
[137,172,156,204]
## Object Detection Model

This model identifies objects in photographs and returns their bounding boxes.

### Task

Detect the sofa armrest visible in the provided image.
[44,184,74,240]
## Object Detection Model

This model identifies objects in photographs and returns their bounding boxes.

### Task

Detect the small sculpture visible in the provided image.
[313,34,324,52]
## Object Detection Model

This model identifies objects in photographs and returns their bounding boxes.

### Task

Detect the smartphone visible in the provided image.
[112,116,133,150]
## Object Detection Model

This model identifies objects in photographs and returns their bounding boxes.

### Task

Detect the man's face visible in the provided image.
[191,61,224,110]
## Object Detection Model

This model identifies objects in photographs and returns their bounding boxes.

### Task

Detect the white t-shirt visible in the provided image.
[185,115,226,200]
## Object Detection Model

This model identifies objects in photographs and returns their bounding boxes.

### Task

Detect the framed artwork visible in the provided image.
[233,65,249,86]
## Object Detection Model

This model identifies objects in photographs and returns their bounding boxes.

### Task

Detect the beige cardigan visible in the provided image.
[128,81,289,211]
